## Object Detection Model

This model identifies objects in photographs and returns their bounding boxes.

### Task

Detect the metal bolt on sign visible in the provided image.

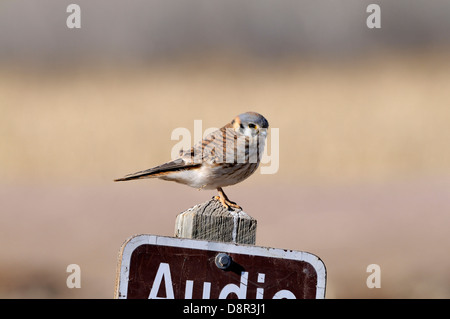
[215,253,232,270]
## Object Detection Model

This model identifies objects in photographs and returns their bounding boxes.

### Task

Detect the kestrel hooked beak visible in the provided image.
[114,112,269,210]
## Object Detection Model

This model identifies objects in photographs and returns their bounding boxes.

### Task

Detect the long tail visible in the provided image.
[114,158,199,182]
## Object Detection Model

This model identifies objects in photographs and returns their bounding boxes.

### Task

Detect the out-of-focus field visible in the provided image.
[2,51,450,184]
[1,51,450,298]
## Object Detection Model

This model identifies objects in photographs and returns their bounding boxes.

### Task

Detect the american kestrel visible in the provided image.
[114,112,269,210]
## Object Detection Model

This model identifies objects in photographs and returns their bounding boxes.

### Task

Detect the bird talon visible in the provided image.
[214,193,242,210]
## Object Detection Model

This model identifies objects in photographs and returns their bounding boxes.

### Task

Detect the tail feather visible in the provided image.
[114,158,200,182]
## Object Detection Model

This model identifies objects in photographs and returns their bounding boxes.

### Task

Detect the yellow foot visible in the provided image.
[213,195,242,210]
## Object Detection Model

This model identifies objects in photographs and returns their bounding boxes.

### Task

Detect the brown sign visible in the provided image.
[114,235,326,299]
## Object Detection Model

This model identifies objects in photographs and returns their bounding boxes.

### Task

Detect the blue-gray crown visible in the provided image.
[237,112,269,129]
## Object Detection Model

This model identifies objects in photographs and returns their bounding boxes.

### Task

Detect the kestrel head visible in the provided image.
[231,112,269,138]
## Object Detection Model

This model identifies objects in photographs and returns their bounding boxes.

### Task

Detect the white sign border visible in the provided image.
[115,234,326,299]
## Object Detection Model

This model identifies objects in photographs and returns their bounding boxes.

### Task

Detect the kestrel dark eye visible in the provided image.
[248,123,256,129]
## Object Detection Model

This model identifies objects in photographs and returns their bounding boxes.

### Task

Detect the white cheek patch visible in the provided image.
[242,127,253,137]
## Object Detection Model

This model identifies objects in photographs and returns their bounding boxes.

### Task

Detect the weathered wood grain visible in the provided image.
[174,198,257,245]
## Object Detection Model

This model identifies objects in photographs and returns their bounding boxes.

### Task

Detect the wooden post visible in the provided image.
[174,198,257,245]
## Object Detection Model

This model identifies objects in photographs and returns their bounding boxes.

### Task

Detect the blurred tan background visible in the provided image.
[1,0,449,298]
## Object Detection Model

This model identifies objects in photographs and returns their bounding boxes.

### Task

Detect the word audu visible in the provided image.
[171,120,279,174]
[149,262,296,299]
